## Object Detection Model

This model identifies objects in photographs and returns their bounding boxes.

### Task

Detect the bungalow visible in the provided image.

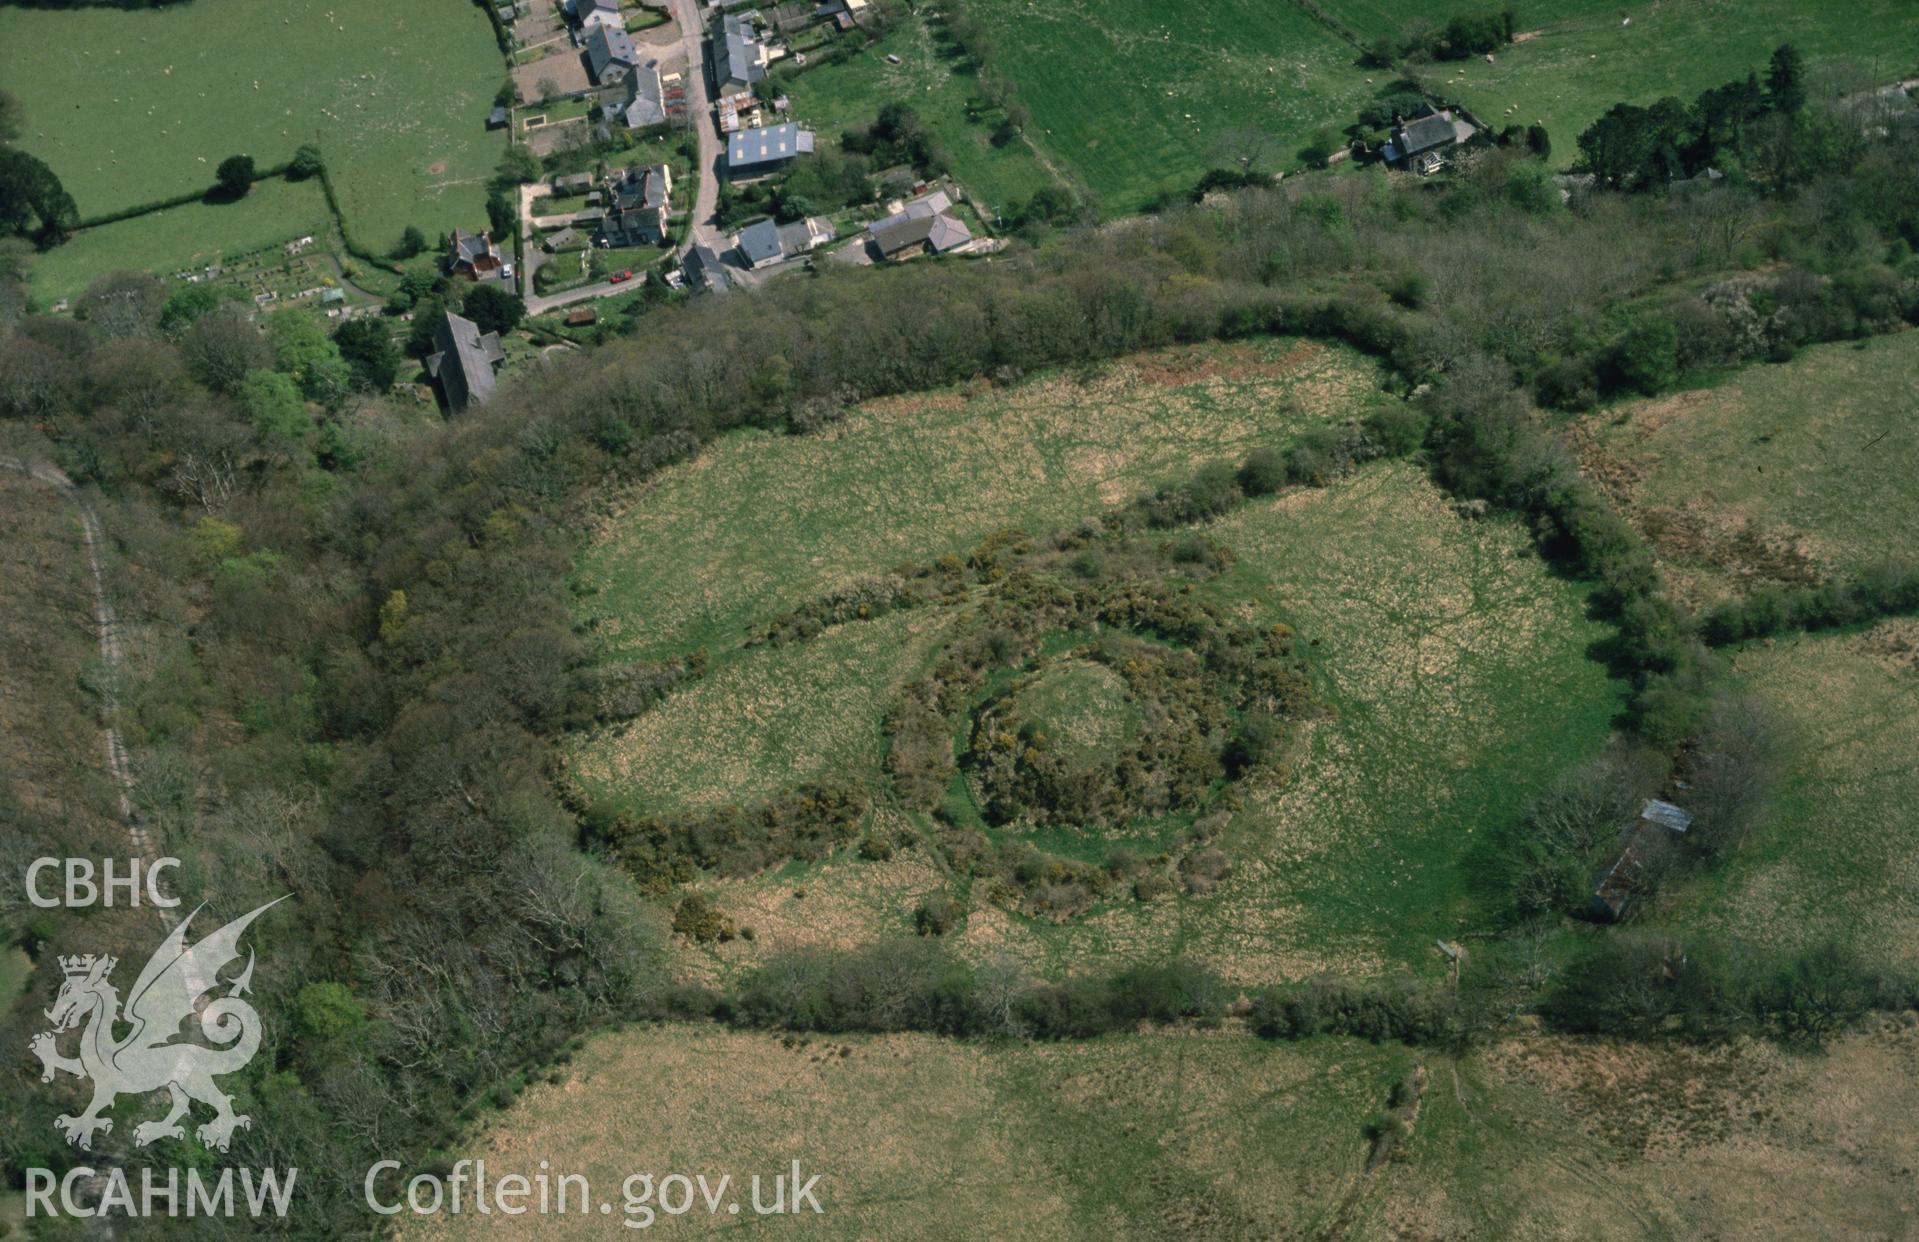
[681,243,735,295]
[424,311,505,413]
[586,24,642,84]
[1381,107,1475,174]
[867,188,971,261]
[598,163,673,247]
[446,227,503,279]
[727,122,814,177]
[713,12,768,95]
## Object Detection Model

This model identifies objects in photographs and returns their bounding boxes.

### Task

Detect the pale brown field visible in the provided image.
[406,1018,1919,1240]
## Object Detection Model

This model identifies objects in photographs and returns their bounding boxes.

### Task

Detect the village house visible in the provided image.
[866,188,972,261]
[446,227,503,279]
[575,0,625,31]
[732,215,835,269]
[609,60,669,129]
[597,164,673,247]
[714,12,768,95]
[586,24,642,85]
[681,243,735,295]
[727,122,814,177]
[424,310,505,413]
[1381,107,1475,174]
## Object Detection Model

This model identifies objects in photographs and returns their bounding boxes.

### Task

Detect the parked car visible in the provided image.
[609,270,633,284]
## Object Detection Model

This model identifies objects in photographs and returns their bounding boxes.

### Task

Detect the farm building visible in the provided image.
[424,311,505,413]
[446,228,504,279]
[714,12,769,95]
[597,164,672,247]
[586,25,642,84]
[727,123,814,176]
[867,188,972,260]
[1589,799,1698,921]
[565,305,599,326]
[1382,107,1475,174]
[681,243,735,295]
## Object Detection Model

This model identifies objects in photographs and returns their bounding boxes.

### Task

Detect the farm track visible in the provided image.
[0,457,174,928]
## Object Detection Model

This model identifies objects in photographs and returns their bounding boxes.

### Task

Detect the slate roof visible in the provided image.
[617,61,667,128]
[1397,112,1457,157]
[682,243,734,295]
[727,123,815,170]
[868,189,972,256]
[735,218,783,266]
[716,13,767,87]
[424,311,505,412]
[586,24,640,78]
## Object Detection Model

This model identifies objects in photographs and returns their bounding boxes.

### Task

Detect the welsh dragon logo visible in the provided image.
[28,898,284,1153]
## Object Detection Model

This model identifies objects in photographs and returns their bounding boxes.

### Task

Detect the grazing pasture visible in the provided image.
[1395,0,1919,164]
[1656,623,1919,964]
[960,0,1377,212]
[776,16,1058,216]
[1574,333,1919,606]
[0,0,505,250]
[22,176,332,306]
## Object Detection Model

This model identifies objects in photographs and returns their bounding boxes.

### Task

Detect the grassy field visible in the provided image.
[1654,622,1919,965]
[576,337,1392,664]
[573,337,1621,984]
[1405,0,1919,163]
[776,17,1059,218]
[1318,0,1627,42]
[0,0,505,251]
[1573,332,1919,606]
[962,0,1378,212]
[23,176,333,306]
[408,1020,1919,1239]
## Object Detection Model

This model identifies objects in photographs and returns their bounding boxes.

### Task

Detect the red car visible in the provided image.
[609,270,633,284]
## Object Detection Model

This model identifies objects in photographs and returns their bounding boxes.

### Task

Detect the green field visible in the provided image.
[1575,332,1919,606]
[573,340,1621,984]
[0,0,505,250]
[776,17,1059,217]
[1659,624,1919,965]
[577,337,1392,664]
[23,176,333,306]
[964,0,1378,212]
[1406,0,1919,163]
